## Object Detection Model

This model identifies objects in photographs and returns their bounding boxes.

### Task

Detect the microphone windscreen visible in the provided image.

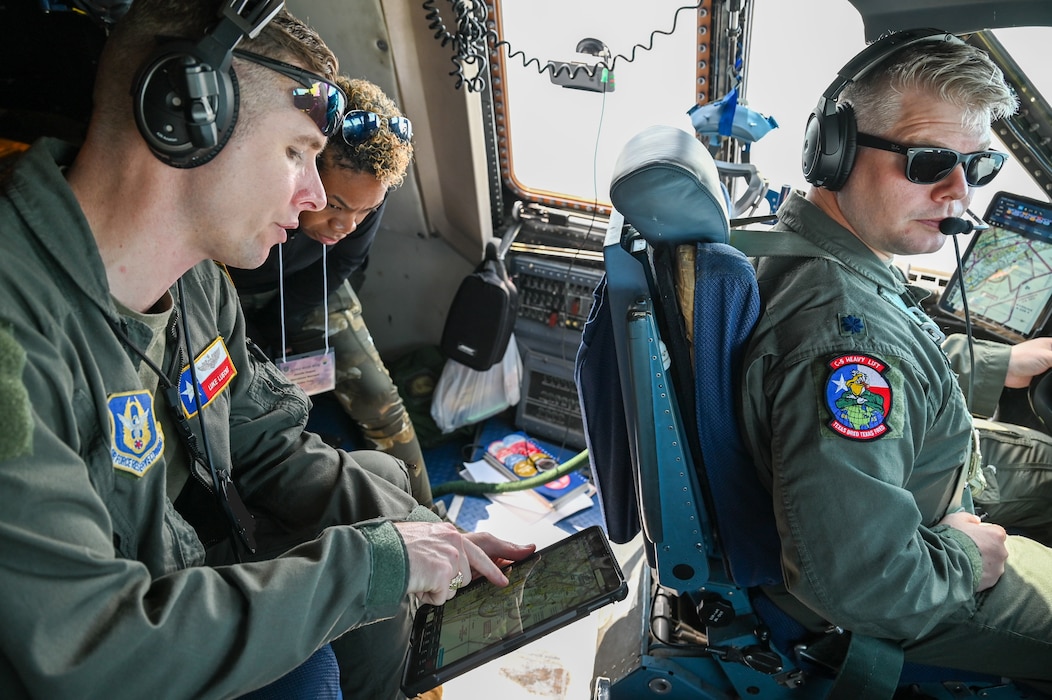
[939,217,973,236]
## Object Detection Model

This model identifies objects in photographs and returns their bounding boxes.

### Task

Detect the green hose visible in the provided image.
[431,448,590,498]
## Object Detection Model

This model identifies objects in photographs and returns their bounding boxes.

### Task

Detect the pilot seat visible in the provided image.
[575,124,1039,700]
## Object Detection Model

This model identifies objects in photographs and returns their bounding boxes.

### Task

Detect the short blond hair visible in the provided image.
[843,38,1017,135]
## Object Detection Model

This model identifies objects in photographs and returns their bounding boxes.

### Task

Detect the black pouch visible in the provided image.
[440,241,519,371]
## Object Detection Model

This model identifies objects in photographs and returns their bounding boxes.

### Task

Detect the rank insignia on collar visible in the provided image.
[108,390,164,476]
[824,354,892,440]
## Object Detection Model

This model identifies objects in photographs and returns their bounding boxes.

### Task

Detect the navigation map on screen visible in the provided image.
[427,529,620,668]
[938,192,1052,342]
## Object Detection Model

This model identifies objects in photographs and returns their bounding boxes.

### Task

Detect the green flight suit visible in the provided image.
[0,139,439,699]
[739,191,1052,688]
[943,334,1052,545]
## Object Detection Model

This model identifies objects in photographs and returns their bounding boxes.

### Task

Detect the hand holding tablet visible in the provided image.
[402,526,628,696]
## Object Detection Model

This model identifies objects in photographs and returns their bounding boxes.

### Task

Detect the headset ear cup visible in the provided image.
[801,109,824,185]
[824,103,857,192]
[801,105,843,189]
[800,102,859,191]
[129,0,284,167]
[132,42,238,168]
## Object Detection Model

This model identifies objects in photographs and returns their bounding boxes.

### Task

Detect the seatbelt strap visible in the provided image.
[730,229,949,346]
[729,229,832,259]
[803,630,903,700]
[879,288,948,345]
[829,632,903,700]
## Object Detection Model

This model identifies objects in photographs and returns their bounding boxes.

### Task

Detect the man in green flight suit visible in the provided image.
[0,0,533,697]
[739,29,1052,689]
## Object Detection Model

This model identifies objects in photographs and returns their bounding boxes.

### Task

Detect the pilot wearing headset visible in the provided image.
[0,0,532,697]
[738,29,1052,689]
[228,76,434,510]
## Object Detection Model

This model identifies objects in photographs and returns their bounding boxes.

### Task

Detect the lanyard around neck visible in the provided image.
[276,242,330,362]
[108,281,258,555]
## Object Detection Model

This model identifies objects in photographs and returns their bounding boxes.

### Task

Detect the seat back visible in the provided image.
[578,126,818,697]
[577,124,779,591]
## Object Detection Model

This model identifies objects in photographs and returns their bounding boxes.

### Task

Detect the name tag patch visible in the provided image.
[178,337,237,418]
[108,390,164,476]
[825,354,893,440]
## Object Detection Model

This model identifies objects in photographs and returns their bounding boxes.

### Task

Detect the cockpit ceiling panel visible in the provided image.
[846,0,1052,40]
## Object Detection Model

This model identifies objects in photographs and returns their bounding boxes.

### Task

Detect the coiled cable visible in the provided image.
[422,0,706,91]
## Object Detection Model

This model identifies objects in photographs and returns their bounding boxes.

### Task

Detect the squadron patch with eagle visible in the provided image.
[824,354,893,440]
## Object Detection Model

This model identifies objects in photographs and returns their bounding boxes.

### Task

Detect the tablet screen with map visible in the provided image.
[938,191,1052,343]
[401,525,628,696]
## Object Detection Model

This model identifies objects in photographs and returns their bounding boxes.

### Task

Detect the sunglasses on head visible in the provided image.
[232,50,347,137]
[856,133,1007,187]
[342,110,413,145]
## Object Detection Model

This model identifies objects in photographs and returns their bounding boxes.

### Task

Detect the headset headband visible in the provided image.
[815,28,961,119]
[802,28,965,190]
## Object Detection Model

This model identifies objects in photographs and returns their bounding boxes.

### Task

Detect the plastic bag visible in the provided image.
[431,335,522,433]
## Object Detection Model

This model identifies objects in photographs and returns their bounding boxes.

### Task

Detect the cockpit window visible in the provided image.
[489,0,714,215]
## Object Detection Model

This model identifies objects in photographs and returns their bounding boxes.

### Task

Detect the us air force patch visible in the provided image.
[825,354,892,440]
[108,390,164,476]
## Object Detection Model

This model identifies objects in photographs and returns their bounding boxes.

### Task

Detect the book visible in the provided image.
[484,433,593,510]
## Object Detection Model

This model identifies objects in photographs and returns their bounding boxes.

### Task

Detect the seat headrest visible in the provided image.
[609,125,730,246]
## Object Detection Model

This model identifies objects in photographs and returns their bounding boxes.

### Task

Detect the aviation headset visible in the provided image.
[801,27,965,191]
[131,0,285,168]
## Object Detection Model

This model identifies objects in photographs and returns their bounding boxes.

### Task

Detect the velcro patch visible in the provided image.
[178,337,237,418]
[0,326,32,461]
[824,354,893,440]
[108,391,164,476]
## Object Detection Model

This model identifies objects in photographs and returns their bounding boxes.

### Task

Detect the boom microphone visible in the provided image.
[939,217,974,236]
[939,209,990,236]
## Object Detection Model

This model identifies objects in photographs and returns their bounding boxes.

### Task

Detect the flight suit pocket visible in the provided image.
[973,419,1052,538]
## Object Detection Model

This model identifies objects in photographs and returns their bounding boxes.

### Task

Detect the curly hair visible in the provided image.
[321,76,413,190]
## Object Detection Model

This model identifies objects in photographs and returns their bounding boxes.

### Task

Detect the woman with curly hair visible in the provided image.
[231,76,432,507]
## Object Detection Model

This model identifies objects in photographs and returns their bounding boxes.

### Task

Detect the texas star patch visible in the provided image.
[178,336,237,418]
[108,390,164,476]
[824,354,893,440]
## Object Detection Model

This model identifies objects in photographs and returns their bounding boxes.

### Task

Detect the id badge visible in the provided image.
[277,348,336,396]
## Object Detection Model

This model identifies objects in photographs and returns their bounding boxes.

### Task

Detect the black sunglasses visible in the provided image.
[232,49,347,137]
[856,132,1007,187]
[342,110,413,145]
